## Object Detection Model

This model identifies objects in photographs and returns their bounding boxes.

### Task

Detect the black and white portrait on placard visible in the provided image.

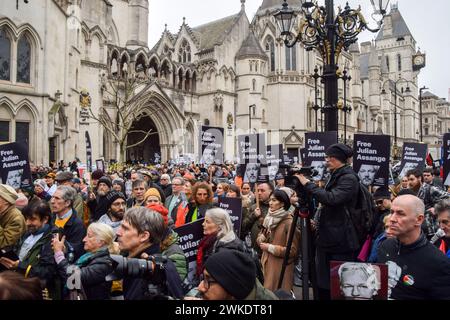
[6,169,23,189]
[358,164,380,187]
[311,160,327,181]
[245,163,260,184]
[399,162,419,178]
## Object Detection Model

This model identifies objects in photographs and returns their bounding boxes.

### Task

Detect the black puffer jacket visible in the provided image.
[56,248,113,300]
[304,165,359,253]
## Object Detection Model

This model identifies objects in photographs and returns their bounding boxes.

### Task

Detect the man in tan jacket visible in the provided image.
[0,184,26,250]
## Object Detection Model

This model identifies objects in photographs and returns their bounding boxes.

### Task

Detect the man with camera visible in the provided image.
[116,207,183,300]
[295,143,360,300]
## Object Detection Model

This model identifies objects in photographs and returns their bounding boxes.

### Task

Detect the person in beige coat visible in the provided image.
[0,184,26,249]
[256,189,300,292]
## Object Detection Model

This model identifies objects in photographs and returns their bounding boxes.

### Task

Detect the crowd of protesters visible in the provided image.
[0,147,450,300]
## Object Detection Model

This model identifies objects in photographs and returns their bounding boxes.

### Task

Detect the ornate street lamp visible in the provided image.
[275,0,389,133]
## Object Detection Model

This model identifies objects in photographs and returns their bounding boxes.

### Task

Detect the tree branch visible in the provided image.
[126,131,159,149]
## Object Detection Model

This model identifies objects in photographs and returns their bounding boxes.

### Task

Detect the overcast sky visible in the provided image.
[148,0,450,100]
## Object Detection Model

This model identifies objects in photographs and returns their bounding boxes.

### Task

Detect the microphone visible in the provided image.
[430,228,445,244]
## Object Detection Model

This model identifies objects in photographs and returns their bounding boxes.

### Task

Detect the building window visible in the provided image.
[17,35,31,83]
[425,127,429,135]
[265,37,275,72]
[385,56,390,72]
[178,39,191,63]
[252,79,256,91]
[425,118,428,123]
[15,122,29,151]
[285,46,296,71]
[397,54,401,71]
[0,28,11,81]
[0,121,9,141]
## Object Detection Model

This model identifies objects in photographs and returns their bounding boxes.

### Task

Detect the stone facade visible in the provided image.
[1,0,444,166]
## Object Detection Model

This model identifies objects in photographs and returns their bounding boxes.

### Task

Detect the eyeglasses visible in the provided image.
[375,200,384,205]
[199,274,217,290]
[172,183,183,186]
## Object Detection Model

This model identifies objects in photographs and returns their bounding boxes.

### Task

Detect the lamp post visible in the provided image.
[312,66,321,132]
[249,104,256,133]
[341,69,352,144]
[381,78,412,160]
[419,86,428,142]
[275,0,389,133]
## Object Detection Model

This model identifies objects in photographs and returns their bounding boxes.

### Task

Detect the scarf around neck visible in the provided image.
[263,207,288,230]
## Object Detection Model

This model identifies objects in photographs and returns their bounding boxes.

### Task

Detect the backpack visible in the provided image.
[345,178,377,247]
[241,241,265,284]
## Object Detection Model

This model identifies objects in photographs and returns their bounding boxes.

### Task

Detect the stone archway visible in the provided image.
[123,84,186,163]
[126,115,160,163]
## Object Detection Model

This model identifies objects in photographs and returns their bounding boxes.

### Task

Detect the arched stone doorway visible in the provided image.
[126,115,161,163]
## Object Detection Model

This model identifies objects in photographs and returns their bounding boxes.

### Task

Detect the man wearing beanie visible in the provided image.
[372,187,392,239]
[295,143,360,300]
[197,250,277,300]
[98,191,126,235]
[0,184,26,250]
[87,176,112,222]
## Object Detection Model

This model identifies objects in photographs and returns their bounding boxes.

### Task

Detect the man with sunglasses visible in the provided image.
[372,187,392,239]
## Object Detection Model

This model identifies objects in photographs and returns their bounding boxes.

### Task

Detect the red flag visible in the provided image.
[426,152,434,166]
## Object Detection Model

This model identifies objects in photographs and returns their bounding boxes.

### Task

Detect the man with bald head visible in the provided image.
[377,195,450,299]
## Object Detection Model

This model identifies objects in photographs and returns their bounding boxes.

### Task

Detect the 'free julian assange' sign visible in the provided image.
[353,134,390,188]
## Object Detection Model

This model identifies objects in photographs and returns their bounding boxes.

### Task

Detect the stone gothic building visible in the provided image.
[0,0,431,165]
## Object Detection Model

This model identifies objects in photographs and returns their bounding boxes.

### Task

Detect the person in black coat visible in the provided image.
[52,222,115,300]
[377,195,450,299]
[296,143,360,300]
[116,207,184,300]
[50,186,86,260]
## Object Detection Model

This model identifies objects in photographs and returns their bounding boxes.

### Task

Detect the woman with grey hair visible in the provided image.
[195,208,244,279]
[52,222,115,300]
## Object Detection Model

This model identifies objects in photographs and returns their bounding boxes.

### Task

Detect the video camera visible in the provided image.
[283,165,318,192]
[280,165,319,210]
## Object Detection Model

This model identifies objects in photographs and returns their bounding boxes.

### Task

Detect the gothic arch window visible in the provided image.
[255,61,258,72]
[397,54,401,71]
[262,85,265,98]
[135,54,146,73]
[192,72,197,92]
[385,56,390,72]
[178,68,183,90]
[120,54,128,78]
[265,36,275,72]
[17,34,31,84]
[110,50,119,76]
[148,57,159,78]
[185,71,191,92]
[178,39,191,63]
[160,60,170,81]
[0,28,11,81]
[286,45,296,71]
[252,79,256,91]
